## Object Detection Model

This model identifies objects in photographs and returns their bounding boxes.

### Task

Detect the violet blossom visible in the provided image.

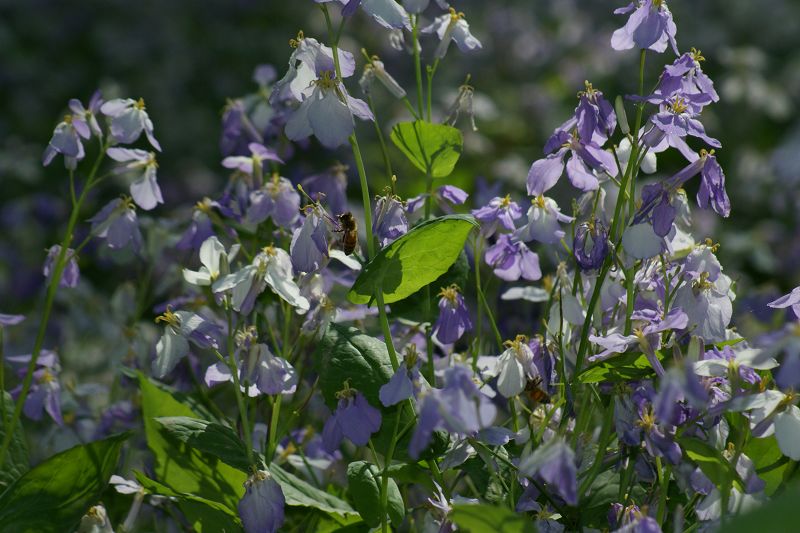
[100,97,161,150]
[432,284,472,345]
[485,234,542,282]
[322,387,382,452]
[106,147,163,211]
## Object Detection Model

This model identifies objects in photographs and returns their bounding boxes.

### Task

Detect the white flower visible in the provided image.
[491,335,535,398]
[183,236,239,287]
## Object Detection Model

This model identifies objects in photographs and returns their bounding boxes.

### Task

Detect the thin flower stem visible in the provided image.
[472,236,484,367]
[379,406,403,533]
[367,93,394,182]
[426,58,440,122]
[0,140,107,467]
[225,310,254,466]
[412,15,424,118]
[577,396,616,501]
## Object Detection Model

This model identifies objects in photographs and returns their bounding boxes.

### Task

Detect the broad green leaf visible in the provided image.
[578,351,663,383]
[138,373,246,530]
[135,472,241,531]
[389,250,470,323]
[678,437,744,491]
[155,416,253,472]
[313,324,447,460]
[746,436,789,496]
[390,120,463,178]
[347,215,477,305]
[450,503,537,533]
[723,483,800,533]
[268,463,356,517]
[0,433,127,533]
[0,392,29,492]
[346,461,404,527]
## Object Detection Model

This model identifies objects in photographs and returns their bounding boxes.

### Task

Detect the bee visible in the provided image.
[525,377,551,405]
[337,212,358,255]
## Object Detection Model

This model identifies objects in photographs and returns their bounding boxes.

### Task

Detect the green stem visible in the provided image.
[0,141,106,467]
[657,462,672,525]
[426,59,440,122]
[472,236,484,367]
[367,93,393,182]
[379,407,403,533]
[412,15,424,118]
[225,311,254,465]
[577,397,616,500]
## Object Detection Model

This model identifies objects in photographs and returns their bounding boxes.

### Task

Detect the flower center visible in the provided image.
[155,308,180,328]
[135,97,146,111]
[438,284,461,305]
[669,97,688,114]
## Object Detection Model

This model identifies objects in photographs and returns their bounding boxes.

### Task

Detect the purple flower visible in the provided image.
[485,234,542,282]
[238,470,285,533]
[43,245,80,288]
[546,81,617,150]
[247,174,301,228]
[176,199,215,251]
[379,347,422,407]
[7,351,63,426]
[69,91,104,138]
[206,343,297,397]
[407,185,469,216]
[322,389,382,452]
[373,194,408,247]
[518,438,578,506]
[527,130,617,196]
[42,115,90,170]
[611,0,678,55]
[409,365,497,459]
[573,221,610,271]
[768,287,800,317]
[153,309,222,378]
[285,71,374,149]
[220,98,264,157]
[515,196,574,245]
[100,98,161,151]
[433,285,472,345]
[0,314,25,327]
[609,504,663,533]
[88,197,142,252]
[643,93,721,153]
[106,148,163,211]
[290,208,330,273]
[222,142,284,177]
[326,0,410,29]
[422,8,482,59]
[301,163,349,215]
[640,49,718,109]
[471,195,523,238]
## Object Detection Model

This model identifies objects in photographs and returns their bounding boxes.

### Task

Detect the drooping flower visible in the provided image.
[491,335,536,398]
[290,206,330,274]
[373,193,408,247]
[672,271,734,343]
[611,0,678,55]
[515,196,574,244]
[7,350,63,426]
[641,48,718,109]
[433,284,472,345]
[43,245,80,288]
[573,221,610,271]
[247,173,301,229]
[485,234,542,282]
[100,97,161,150]
[301,163,349,215]
[206,342,297,397]
[380,345,423,407]
[106,147,163,211]
[407,185,469,216]
[153,308,222,378]
[88,197,143,252]
[42,115,90,170]
[213,246,311,314]
[322,386,382,452]
[471,195,523,238]
[238,470,286,533]
[176,201,215,252]
[769,287,800,318]
[423,8,482,59]
[222,142,284,178]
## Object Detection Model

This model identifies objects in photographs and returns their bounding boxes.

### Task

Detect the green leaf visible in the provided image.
[450,503,537,533]
[678,437,744,491]
[578,351,663,383]
[746,436,789,496]
[346,461,404,527]
[389,250,470,323]
[0,433,127,533]
[313,324,447,460]
[155,416,253,472]
[268,463,356,517]
[723,482,800,533]
[347,215,477,305]
[0,392,29,492]
[390,120,463,178]
[135,472,241,531]
[138,372,246,530]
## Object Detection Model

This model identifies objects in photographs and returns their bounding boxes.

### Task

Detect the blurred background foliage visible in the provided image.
[1,0,799,319]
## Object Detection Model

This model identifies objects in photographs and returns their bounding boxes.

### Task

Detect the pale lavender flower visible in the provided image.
[373,194,408,247]
[490,335,536,398]
[380,347,422,407]
[206,343,297,397]
[0,314,25,327]
[471,195,523,238]
[333,0,411,30]
[42,115,90,170]
[611,0,678,55]
[433,285,472,345]
[290,208,330,273]
[238,470,285,533]
[423,8,482,59]
[515,196,574,245]
[43,245,80,288]
[768,287,800,317]
[222,142,284,175]
[8,351,63,426]
[518,438,578,506]
[301,163,349,215]
[106,148,163,211]
[100,98,161,150]
[247,174,301,228]
[153,309,222,378]
[176,199,215,251]
[322,389,382,452]
[88,197,142,252]
[643,93,721,153]
[485,234,542,282]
